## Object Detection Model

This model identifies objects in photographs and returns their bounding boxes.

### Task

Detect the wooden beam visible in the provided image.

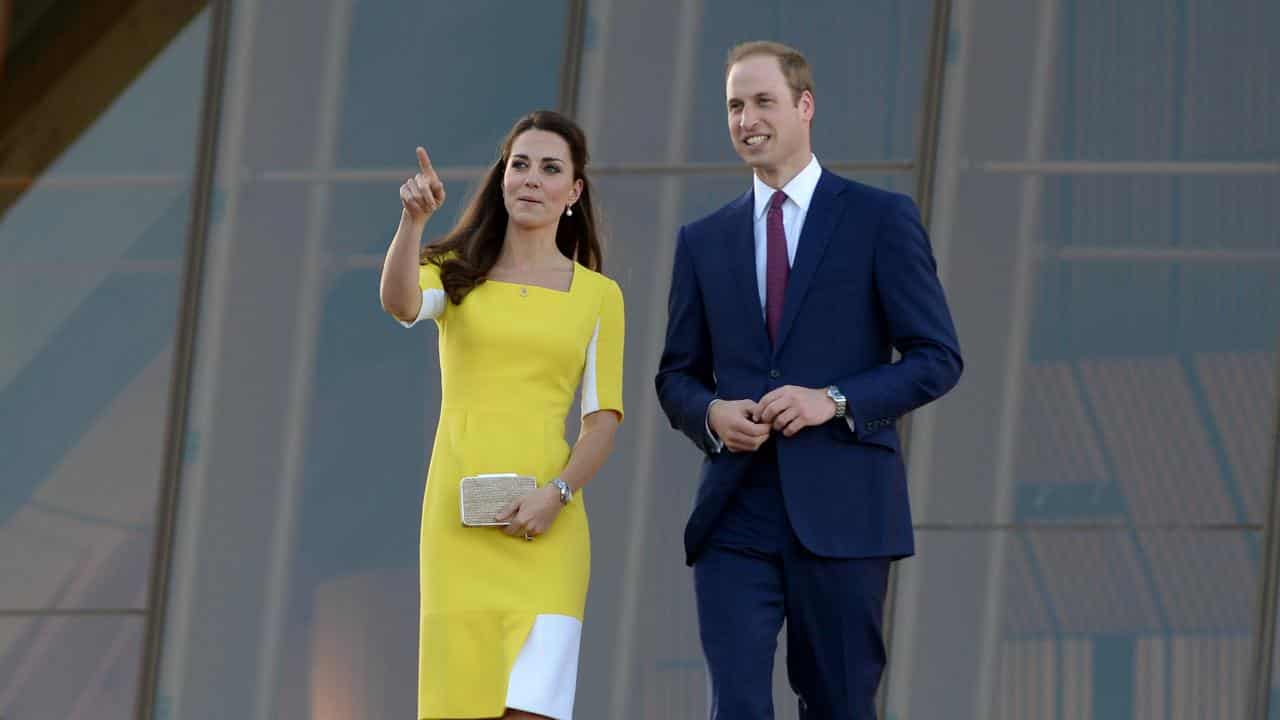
[0,0,10,77]
[0,0,206,215]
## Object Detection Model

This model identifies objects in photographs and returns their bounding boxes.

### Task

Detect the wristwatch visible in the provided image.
[825,386,847,419]
[550,477,573,505]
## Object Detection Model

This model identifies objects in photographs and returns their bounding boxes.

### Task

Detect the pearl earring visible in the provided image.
[566,204,574,217]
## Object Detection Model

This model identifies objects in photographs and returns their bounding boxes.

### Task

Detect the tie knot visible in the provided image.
[769,190,787,212]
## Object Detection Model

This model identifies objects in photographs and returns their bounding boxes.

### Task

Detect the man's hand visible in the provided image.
[755,386,836,437]
[709,399,771,452]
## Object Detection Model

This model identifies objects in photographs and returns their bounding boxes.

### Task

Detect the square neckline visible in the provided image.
[485,261,578,295]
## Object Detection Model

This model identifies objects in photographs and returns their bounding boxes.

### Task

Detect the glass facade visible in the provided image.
[0,5,210,718]
[885,0,1280,718]
[0,1,1276,718]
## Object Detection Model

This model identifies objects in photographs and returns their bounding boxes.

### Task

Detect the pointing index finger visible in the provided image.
[416,146,433,174]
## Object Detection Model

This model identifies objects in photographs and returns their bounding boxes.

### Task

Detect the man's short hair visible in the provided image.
[725,41,815,105]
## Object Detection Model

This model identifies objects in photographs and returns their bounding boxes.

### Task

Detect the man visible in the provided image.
[655,41,963,719]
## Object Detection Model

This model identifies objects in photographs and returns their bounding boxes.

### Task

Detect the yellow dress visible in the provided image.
[400,259,625,720]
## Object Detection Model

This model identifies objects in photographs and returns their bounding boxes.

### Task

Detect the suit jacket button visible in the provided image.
[769,369,780,379]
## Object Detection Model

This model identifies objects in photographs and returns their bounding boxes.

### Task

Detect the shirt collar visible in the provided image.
[752,154,822,221]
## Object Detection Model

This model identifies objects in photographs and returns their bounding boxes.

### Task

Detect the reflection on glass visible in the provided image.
[0,616,144,719]
[887,530,1259,720]
[580,0,931,165]
[0,11,210,615]
[338,1,568,168]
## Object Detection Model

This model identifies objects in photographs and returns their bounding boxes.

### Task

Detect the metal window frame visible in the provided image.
[558,0,587,119]
[1249,345,1280,719]
[878,0,952,717]
[134,1,233,717]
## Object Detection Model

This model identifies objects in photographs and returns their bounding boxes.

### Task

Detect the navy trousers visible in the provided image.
[693,443,891,720]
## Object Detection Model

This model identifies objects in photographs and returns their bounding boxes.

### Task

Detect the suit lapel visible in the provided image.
[773,171,847,355]
[723,191,771,355]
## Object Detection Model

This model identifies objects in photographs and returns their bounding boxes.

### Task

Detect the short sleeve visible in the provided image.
[580,280,625,422]
[398,261,448,328]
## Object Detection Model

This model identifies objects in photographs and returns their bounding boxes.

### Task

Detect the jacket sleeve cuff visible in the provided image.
[705,399,724,453]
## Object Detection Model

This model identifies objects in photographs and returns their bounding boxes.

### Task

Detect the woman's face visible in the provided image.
[502,129,583,231]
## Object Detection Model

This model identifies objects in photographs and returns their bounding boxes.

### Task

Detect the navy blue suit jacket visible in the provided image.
[655,170,963,565]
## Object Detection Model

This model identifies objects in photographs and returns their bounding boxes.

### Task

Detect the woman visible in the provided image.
[379,110,624,720]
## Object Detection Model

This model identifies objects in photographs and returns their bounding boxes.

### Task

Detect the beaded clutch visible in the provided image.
[459,473,537,526]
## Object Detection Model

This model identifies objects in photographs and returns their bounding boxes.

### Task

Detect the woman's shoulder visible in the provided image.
[574,263,623,298]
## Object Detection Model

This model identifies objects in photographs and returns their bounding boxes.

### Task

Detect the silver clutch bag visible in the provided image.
[460,473,537,526]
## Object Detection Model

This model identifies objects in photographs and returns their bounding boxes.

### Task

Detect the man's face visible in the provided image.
[726,55,813,172]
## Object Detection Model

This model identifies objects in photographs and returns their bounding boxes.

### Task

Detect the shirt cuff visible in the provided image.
[705,399,724,453]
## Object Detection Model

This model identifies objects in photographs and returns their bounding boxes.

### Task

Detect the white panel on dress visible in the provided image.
[505,613,582,720]
[579,318,601,417]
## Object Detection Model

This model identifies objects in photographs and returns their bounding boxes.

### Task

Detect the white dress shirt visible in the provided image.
[751,154,822,315]
[706,155,855,451]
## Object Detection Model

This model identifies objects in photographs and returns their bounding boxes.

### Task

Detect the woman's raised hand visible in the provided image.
[400,146,446,223]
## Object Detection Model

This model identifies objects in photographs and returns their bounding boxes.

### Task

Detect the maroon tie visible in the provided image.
[765,190,789,346]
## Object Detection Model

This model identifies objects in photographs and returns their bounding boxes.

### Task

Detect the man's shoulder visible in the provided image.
[821,170,912,214]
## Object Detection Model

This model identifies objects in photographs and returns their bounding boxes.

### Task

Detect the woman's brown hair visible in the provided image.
[422,110,603,304]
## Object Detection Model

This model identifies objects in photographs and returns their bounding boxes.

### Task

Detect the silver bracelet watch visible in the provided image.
[550,477,573,505]
[825,385,847,419]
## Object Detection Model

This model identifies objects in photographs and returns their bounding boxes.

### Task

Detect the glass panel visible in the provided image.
[0,615,144,720]
[1274,561,1280,720]
[1042,0,1279,162]
[580,0,933,165]
[1270,358,1280,719]
[153,2,570,718]
[887,530,1260,720]
[0,11,210,610]
[338,1,568,169]
[908,0,1280,526]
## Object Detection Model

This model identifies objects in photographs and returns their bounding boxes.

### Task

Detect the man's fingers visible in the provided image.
[762,395,797,423]
[417,146,433,174]
[727,424,771,450]
[725,431,751,452]
[757,397,781,423]
[773,407,799,430]
[730,416,770,437]
[782,417,806,437]
[757,392,791,420]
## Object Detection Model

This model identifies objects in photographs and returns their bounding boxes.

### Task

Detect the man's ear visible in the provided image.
[798,89,815,123]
